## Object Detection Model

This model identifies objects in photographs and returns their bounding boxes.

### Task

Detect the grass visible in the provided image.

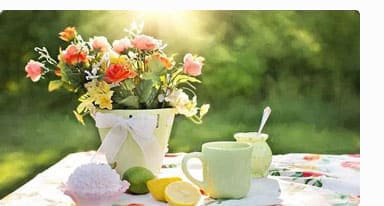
[169,99,359,154]
[0,98,359,198]
[0,112,99,197]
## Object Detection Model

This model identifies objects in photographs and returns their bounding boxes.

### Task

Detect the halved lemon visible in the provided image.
[146,177,182,202]
[165,181,201,206]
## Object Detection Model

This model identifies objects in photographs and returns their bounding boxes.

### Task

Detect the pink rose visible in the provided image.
[112,37,132,54]
[91,36,111,52]
[25,60,43,82]
[183,53,204,76]
[131,35,159,50]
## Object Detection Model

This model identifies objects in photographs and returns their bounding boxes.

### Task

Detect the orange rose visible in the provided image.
[62,45,87,65]
[105,64,136,83]
[59,27,77,42]
[154,53,173,69]
[146,53,173,70]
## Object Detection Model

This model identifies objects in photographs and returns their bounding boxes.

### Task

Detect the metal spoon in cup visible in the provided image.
[256,106,272,137]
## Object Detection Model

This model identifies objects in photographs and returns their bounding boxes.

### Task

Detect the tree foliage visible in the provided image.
[0,10,359,129]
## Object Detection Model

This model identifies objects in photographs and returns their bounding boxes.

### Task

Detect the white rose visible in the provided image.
[165,89,198,117]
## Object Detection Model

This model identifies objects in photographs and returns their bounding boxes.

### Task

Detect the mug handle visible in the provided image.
[181,152,207,190]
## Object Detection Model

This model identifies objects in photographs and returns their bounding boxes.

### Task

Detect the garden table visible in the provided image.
[0,151,360,206]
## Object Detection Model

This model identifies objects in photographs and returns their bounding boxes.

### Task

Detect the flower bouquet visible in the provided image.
[25,23,209,174]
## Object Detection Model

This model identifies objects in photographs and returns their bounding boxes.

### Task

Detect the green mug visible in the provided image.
[181,141,253,199]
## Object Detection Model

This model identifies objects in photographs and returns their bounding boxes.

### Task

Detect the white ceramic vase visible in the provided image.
[97,108,175,175]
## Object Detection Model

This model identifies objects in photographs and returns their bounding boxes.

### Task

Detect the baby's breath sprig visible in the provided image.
[34,47,57,66]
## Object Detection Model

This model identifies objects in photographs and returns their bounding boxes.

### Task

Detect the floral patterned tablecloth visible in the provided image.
[0,151,359,206]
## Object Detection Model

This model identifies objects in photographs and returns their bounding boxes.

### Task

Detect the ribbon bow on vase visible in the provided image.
[93,112,162,172]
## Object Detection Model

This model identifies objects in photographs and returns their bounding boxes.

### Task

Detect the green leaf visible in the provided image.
[171,68,183,81]
[123,79,136,90]
[58,61,86,90]
[135,79,156,105]
[186,81,197,89]
[172,74,201,86]
[304,178,313,184]
[312,180,323,187]
[181,86,197,97]
[61,81,76,92]
[148,57,165,73]
[117,96,139,108]
[142,72,161,82]
[48,80,63,92]
[58,61,69,82]
[270,171,281,176]
[66,72,85,88]
[291,172,303,177]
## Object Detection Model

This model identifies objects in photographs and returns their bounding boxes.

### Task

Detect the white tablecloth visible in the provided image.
[0,151,360,206]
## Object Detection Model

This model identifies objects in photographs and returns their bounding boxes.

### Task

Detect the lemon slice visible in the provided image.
[147,177,182,202]
[165,181,201,206]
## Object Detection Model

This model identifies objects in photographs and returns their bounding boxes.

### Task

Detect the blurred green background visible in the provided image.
[0,10,359,197]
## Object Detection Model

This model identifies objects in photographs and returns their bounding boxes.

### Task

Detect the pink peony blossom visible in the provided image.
[91,36,111,52]
[131,35,159,50]
[25,60,43,82]
[183,53,204,76]
[112,37,132,54]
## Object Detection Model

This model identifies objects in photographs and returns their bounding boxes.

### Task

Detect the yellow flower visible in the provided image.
[76,94,94,113]
[84,80,114,110]
[200,104,210,118]
[85,80,111,96]
[73,110,85,125]
[84,81,98,96]
[110,55,130,65]
[95,93,113,110]
[98,81,112,93]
